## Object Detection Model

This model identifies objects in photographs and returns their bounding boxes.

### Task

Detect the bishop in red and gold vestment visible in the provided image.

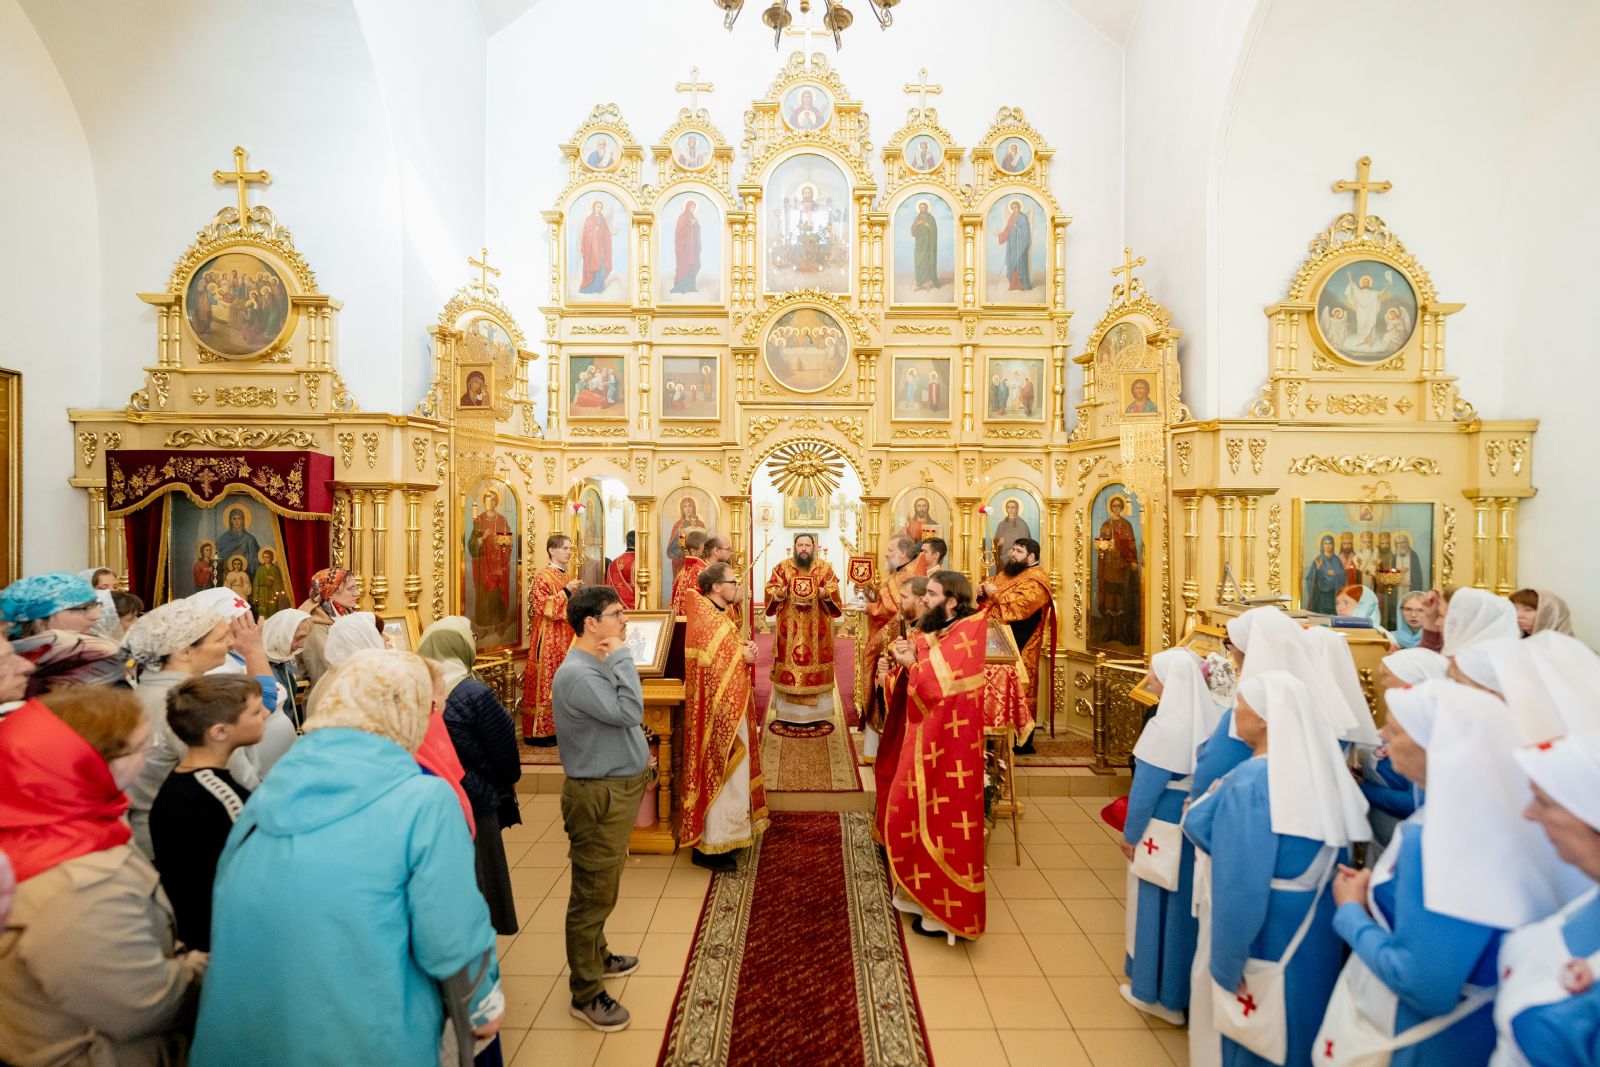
[885,571,988,941]
[763,533,842,724]
[981,537,1055,745]
[681,562,770,870]
[520,535,577,742]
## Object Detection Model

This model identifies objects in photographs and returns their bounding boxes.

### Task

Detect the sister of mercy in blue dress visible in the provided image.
[1497,889,1600,1065]
[1185,756,1348,1067]
[1122,648,1222,1016]
[1332,816,1500,1066]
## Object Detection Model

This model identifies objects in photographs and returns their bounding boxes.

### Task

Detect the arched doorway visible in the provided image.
[744,438,868,795]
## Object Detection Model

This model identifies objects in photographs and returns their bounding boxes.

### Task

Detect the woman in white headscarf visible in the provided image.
[1452,633,1600,745]
[1317,681,1518,1066]
[322,611,386,669]
[1184,671,1370,1067]
[1361,649,1449,847]
[1499,729,1600,1064]
[187,587,295,774]
[1442,588,1520,658]
[1120,647,1222,1024]
[261,608,312,729]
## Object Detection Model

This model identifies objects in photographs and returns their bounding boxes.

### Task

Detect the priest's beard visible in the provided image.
[1002,559,1030,578]
[918,604,954,633]
[794,549,814,569]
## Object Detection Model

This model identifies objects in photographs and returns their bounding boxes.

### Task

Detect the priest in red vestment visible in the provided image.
[681,562,770,871]
[860,537,926,748]
[605,531,636,610]
[670,530,708,617]
[980,537,1055,748]
[520,534,579,745]
[764,533,843,724]
[885,571,988,942]
[873,574,928,843]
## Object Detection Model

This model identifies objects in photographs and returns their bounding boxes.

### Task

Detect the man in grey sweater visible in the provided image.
[552,584,650,1033]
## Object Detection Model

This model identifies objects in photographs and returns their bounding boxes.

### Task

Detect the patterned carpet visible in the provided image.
[657,812,932,1067]
[760,696,862,792]
[1012,735,1098,767]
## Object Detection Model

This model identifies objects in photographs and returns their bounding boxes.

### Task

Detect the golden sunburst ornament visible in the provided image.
[767,441,846,502]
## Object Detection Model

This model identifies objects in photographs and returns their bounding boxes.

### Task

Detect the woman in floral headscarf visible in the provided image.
[295,568,360,687]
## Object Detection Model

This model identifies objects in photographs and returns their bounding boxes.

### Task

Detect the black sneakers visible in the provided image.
[604,953,640,977]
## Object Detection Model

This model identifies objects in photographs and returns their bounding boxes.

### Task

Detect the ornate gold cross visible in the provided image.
[213,146,269,224]
[953,811,978,841]
[934,888,959,913]
[944,710,970,736]
[902,67,942,112]
[906,865,931,889]
[1332,156,1391,239]
[468,247,500,295]
[928,790,948,814]
[1111,245,1145,301]
[948,759,973,789]
[674,66,715,111]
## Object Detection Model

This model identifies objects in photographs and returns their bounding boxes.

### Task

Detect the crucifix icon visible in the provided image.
[784,2,821,59]
[212,145,270,225]
[674,66,715,112]
[1332,155,1391,239]
[902,67,942,113]
[1111,245,1145,300]
[468,247,500,295]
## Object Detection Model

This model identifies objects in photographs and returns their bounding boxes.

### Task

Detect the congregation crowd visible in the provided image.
[1116,585,1600,1066]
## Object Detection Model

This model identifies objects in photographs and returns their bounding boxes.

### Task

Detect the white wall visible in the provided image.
[0,0,101,572]
[1499,5,1600,638]
[486,0,1127,417]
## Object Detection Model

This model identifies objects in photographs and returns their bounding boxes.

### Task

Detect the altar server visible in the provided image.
[1121,647,1222,1023]
[1185,671,1370,1067]
[1317,681,1518,1066]
[1500,730,1600,1065]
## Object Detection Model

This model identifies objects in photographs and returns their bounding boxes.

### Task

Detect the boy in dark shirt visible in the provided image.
[149,675,268,951]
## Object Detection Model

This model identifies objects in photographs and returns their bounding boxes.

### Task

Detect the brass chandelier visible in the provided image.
[713,0,901,49]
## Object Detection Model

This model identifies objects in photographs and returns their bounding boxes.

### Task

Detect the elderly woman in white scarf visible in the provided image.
[261,608,312,729]
[1358,648,1449,849]
[1497,729,1600,1064]
[1451,632,1600,745]
[1184,671,1371,1067]
[1119,648,1223,1025]
[1316,681,1550,1066]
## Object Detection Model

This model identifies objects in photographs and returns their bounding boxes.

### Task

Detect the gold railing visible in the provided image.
[1092,653,1148,770]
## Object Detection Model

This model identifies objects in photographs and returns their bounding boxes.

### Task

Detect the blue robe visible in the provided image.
[1360,756,1419,821]
[1124,756,1198,1012]
[1333,818,1499,1066]
[1189,706,1251,803]
[1304,551,1344,614]
[1184,757,1346,1067]
[1507,893,1600,1065]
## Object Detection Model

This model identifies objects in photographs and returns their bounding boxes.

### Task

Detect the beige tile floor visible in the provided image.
[496,791,1182,1066]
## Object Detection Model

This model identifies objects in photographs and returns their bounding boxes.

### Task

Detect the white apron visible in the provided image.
[1210,844,1337,1066]
[1490,887,1600,1067]
[1313,822,1494,1065]
[1186,790,1222,1067]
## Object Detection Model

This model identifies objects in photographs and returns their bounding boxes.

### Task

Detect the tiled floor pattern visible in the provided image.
[495,790,1183,1066]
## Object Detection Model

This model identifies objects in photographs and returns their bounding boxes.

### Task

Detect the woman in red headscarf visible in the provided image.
[0,686,207,1065]
[296,567,361,687]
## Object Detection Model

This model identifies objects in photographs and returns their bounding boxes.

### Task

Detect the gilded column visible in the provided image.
[1494,497,1519,595]
[1239,495,1259,598]
[959,215,979,309]
[637,338,652,432]
[403,489,423,612]
[954,497,978,582]
[1216,494,1238,604]
[348,489,368,608]
[369,488,391,612]
[636,215,653,308]
[1470,495,1491,589]
[859,495,887,561]
[85,487,109,570]
[960,344,976,433]
[546,341,562,439]
[721,495,748,570]
[634,497,655,610]
[1180,493,1202,632]
[1047,498,1066,597]
[543,494,568,552]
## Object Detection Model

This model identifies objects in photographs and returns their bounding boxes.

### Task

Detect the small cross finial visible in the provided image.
[674,66,715,112]
[468,247,500,295]
[902,67,943,113]
[1332,155,1391,239]
[1110,246,1146,302]
[784,1,821,60]
[212,145,270,225]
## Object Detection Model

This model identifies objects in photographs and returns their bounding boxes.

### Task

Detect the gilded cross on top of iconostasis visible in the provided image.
[1332,155,1392,239]
[212,146,270,224]
[468,247,501,298]
[1111,246,1145,304]
[902,67,942,115]
[675,66,715,112]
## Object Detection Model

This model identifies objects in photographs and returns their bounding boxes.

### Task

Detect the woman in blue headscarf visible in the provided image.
[1337,584,1390,642]
[1391,591,1427,649]
[0,574,103,639]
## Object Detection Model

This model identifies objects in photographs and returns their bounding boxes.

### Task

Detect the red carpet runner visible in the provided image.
[657,812,932,1067]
